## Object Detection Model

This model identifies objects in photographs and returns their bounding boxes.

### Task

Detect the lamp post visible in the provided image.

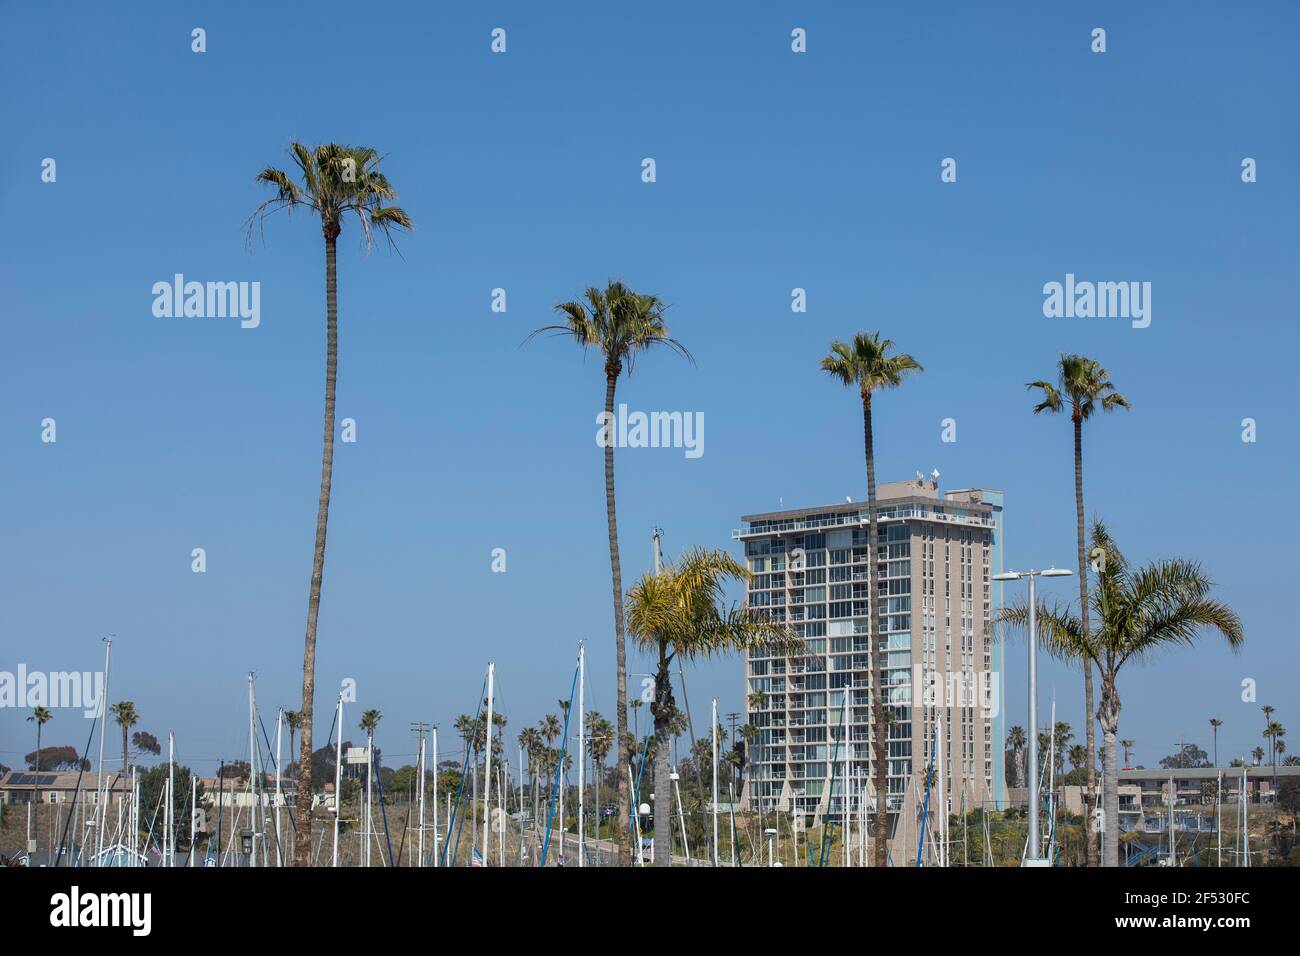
[993,567,1072,865]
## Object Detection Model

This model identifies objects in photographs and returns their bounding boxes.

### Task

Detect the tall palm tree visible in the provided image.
[1120,739,1135,769]
[1001,521,1243,866]
[821,331,922,867]
[583,712,613,835]
[284,710,301,779]
[528,281,691,864]
[110,701,138,777]
[248,143,411,866]
[1027,354,1130,867]
[626,547,798,866]
[1265,721,1286,793]
[27,706,52,809]
[1209,718,1223,769]
[1006,726,1027,788]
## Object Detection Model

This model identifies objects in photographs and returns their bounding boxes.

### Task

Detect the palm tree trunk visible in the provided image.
[1073,416,1099,867]
[121,726,129,778]
[294,224,340,866]
[603,366,631,866]
[652,659,674,866]
[1099,679,1120,867]
[862,393,888,868]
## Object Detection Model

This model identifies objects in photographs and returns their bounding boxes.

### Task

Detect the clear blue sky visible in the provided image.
[2,1,1296,776]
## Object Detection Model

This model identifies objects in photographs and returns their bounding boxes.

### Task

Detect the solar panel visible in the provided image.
[8,773,57,786]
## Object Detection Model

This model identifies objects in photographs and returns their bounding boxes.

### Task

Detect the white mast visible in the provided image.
[274,707,283,867]
[247,673,259,868]
[578,641,585,868]
[364,721,374,868]
[417,727,426,868]
[842,690,850,869]
[189,773,197,867]
[711,697,719,866]
[1216,769,1222,867]
[432,727,440,867]
[332,693,343,867]
[673,769,690,862]
[482,661,495,863]
[166,731,175,867]
[95,636,112,863]
[937,717,947,867]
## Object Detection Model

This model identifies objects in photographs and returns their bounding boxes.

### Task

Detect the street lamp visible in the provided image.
[993,567,1072,866]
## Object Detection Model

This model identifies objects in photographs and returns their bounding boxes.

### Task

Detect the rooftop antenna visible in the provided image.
[931,468,940,482]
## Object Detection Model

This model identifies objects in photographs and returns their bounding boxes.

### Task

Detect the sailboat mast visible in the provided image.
[482,661,495,862]
[95,636,112,864]
[332,693,343,867]
[578,641,585,868]
[711,697,719,866]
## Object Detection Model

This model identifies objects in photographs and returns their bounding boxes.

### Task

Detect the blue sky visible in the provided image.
[1,1,1296,777]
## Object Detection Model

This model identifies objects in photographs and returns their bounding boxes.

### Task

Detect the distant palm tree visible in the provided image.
[630,699,644,742]
[248,142,411,867]
[1007,726,1027,788]
[1252,746,1265,766]
[109,701,138,776]
[584,712,614,833]
[27,706,52,808]
[1001,521,1242,867]
[1120,739,1135,769]
[821,331,922,867]
[1209,718,1223,769]
[626,547,797,865]
[1068,745,1087,772]
[284,710,301,778]
[1027,354,1130,867]
[1265,721,1286,793]
[528,281,691,865]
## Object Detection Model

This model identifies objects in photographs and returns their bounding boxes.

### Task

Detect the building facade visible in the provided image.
[738,477,1004,847]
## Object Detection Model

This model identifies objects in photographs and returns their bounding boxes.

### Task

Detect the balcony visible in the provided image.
[735,506,995,540]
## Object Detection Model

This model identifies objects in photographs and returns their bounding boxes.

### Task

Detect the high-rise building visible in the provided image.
[737,476,1005,854]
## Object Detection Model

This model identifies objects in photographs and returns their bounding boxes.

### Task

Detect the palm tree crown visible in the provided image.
[1027,354,1131,423]
[820,332,923,398]
[248,142,411,246]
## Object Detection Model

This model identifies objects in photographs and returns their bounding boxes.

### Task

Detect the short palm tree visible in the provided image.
[110,701,138,776]
[528,281,691,864]
[821,331,922,867]
[626,546,798,866]
[1027,353,1130,867]
[1007,725,1027,788]
[27,706,52,807]
[1000,521,1242,867]
[284,710,301,778]
[1252,746,1265,766]
[584,712,614,833]
[248,142,411,867]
